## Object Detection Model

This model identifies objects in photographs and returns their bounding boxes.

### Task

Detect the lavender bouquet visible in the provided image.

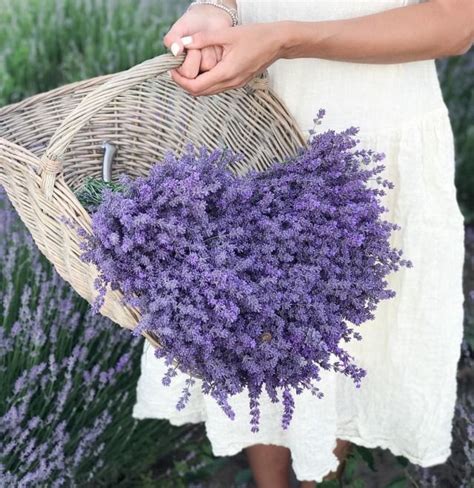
[72,110,413,433]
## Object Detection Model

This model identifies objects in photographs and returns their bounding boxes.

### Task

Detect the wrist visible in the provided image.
[275,20,304,59]
[188,0,239,26]
[279,20,326,59]
[188,4,233,23]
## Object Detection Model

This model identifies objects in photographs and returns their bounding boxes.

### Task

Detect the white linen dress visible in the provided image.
[132,0,466,482]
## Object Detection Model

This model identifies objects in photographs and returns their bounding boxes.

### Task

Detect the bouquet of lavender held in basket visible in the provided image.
[74,110,413,433]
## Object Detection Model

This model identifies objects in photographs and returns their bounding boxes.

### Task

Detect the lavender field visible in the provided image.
[0,1,472,486]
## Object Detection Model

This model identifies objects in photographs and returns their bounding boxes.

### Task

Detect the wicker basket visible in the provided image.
[0,53,306,361]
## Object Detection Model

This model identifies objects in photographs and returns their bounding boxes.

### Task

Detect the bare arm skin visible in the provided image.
[169,0,474,96]
[279,0,474,63]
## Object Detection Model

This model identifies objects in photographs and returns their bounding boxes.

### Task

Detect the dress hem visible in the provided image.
[209,433,451,471]
[131,407,452,478]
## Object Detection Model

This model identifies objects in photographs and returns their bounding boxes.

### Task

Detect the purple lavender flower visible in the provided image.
[0,185,190,485]
[75,111,413,433]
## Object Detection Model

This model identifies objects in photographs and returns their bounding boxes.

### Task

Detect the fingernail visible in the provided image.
[170,42,180,56]
[181,36,192,46]
[167,70,173,79]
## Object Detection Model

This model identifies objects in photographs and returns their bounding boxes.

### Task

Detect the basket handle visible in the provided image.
[38,52,269,200]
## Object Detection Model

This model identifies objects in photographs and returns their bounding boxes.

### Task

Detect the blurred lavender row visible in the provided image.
[0,186,198,486]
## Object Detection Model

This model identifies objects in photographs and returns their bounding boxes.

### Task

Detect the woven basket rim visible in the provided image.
[0,52,308,378]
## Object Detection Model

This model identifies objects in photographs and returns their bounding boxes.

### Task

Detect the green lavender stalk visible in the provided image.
[74,176,126,213]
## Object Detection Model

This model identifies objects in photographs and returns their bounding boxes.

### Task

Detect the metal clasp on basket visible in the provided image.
[101,141,117,182]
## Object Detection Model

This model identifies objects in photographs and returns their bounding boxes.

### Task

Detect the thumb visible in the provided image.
[179,29,231,51]
[163,22,188,54]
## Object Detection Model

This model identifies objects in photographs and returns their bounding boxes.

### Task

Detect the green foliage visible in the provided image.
[356,446,377,472]
[234,467,253,486]
[75,176,126,212]
[339,445,412,488]
[394,455,409,468]
[0,0,187,105]
[148,432,230,487]
[384,478,408,488]
[318,480,341,488]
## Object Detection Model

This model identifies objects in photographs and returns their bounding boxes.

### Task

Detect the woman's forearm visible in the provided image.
[278,0,474,63]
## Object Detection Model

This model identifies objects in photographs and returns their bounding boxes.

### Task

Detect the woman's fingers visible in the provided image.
[171,61,268,96]
[180,28,232,50]
[170,62,229,96]
[214,45,224,62]
[175,46,218,80]
[177,49,202,78]
[163,22,188,55]
[168,28,239,94]
[200,47,218,72]
[191,76,246,97]
[167,24,278,96]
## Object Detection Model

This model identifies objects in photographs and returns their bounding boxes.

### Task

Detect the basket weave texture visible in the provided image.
[0,53,306,352]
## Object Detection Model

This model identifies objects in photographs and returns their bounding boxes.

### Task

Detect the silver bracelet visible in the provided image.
[187,0,239,27]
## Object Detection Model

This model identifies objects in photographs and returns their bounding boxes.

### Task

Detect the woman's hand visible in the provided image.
[163,5,232,79]
[169,23,284,97]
